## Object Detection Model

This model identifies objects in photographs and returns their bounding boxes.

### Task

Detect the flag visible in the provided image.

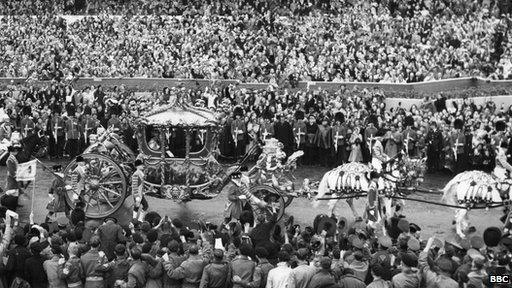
[16,159,37,181]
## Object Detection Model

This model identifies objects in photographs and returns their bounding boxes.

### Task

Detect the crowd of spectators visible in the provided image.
[0,0,511,82]
[1,199,511,288]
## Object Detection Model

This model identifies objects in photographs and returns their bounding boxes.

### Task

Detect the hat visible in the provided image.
[294,110,305,120]
[76,155,85,163]
[404,115,414,127]
[495,120,506,132]
[378,236,392,248]
[334,112,345,123]
[398,219,410,233]
[483,227,502,247]
[56,216,70,227]
[104,216,117,223]
[500,141,508,149]
[233,106,244,118]
[409,223,421,234]
[407,237,421,251]
[454,118,464,130]
[470,235,484,249]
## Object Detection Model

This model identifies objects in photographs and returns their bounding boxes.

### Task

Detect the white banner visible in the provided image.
[16,159,37,181]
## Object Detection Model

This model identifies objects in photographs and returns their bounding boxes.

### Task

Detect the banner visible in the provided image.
[16,159,37,181]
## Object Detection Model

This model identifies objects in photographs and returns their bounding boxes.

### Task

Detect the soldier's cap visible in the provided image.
[56,216,70,227]
[76,155,85,163]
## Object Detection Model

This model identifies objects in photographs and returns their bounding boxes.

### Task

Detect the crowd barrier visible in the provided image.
[2,77,512,110]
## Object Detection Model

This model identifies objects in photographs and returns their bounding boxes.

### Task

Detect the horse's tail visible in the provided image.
[313,170,333,208]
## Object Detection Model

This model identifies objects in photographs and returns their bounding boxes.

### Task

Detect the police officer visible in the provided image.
[131,159,148,221]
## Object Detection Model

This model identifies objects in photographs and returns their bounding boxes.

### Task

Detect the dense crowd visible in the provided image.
[1,198,512,288]
[2,82,512,174]
[0,1,511,82]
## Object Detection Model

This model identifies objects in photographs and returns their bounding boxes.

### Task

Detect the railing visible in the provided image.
[1,77,512,100]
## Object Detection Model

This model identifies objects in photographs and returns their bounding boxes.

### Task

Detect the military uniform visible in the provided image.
[332,124,348,165]
[494,147,512,180]
[0,122,12,142]
[231,118,246,159]
[66,117,81,159]
[131,168,147,221]
[20,116,35,138]
[51,115,66,158]
[293,120,306,151]
[366,179,379,223]
[304,121,318,165]
[5,153,19,191]
[60,255,84,288]
[450,129,467,173]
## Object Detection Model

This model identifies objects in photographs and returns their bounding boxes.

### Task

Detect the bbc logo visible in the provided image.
[489,275,510,284]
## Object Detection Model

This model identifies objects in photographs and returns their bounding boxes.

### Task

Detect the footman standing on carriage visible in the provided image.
[231,106,246,160]
[132,159,148,222]
[332,112,348,166]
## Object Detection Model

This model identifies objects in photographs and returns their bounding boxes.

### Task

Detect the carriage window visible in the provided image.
[145,126,162,153]
[166,128,206,158]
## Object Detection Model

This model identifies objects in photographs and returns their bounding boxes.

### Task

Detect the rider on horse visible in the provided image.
[493,141,512,181]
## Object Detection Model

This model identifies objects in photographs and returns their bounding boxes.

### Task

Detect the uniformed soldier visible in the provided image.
[20,107,35,138]
[403,116,417,157]
[332,112,348,165]
[304,115,318,165]
[364,115,379,163]
[107,105,122,133]
[66,108,81,159]
[292,110,306,152]
[131,159,148,221]
[51,110,66,158]
[231,106,246,159]
[59,244,84,288]
[366,171,380,223]
[450,118,467,173]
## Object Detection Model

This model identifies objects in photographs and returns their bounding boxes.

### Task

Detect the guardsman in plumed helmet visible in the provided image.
[131,159,148,221]
[50,108,66,159]
[293,110,306,152]
[261,110,274,141]
[304,114,318,165]
[403,115,417,157]
[231,106,246,159]
[450,118,467,173]
[20,106,35,138]
[65,105,81,159]
[332,112,348,165]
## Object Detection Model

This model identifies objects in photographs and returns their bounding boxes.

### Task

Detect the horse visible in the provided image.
[312,155,426,222]
[442,170,512,238]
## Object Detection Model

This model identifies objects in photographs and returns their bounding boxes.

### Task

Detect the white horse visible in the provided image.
[442,170,512,238]
[313,157,426,221]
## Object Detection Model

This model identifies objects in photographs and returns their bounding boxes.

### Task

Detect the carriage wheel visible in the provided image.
[63,153,127,219]
[248,184,285,221]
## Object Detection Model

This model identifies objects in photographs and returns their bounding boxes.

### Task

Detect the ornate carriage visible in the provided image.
[62,98,299,220]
